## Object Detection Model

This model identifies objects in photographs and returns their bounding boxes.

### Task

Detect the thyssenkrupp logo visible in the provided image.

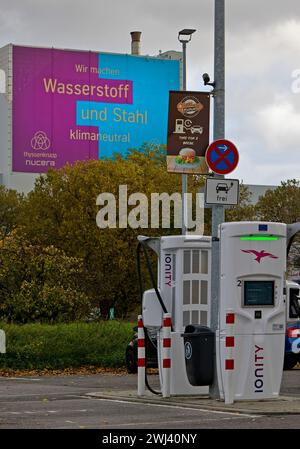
[31,131,51,151]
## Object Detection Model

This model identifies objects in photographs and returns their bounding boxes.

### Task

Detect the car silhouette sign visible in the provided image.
[205,177,240,206]
[190,125,203,134]
[216,182,230,193]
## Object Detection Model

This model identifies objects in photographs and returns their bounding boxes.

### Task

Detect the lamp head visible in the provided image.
[178,29,196,43]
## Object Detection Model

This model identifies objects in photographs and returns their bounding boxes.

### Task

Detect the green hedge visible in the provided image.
[0,321,134,370]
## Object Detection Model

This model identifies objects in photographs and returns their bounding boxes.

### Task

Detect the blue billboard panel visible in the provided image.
[76,53,180,158]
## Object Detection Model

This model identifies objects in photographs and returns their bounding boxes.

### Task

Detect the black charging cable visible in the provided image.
[136,241,171,395]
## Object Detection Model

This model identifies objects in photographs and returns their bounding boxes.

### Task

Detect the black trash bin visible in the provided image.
[182,325,214,386]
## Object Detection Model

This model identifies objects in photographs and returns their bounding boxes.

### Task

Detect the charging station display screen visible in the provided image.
[244,281,274,306]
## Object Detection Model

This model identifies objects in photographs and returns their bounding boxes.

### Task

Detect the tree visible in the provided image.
[0,186,23,239]
[17,147,205,318]
[255,180,300,274]
[255,179,300,223]
[225,183,256,222]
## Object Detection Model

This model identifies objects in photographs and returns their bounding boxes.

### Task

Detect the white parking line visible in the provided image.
[3,409,89,416]
[86,396,259,418]
[99,416,260,428]
[6,378,41,381]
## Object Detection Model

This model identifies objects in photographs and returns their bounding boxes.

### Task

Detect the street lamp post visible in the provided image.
[209,0,225,400]
[178,29,196,235]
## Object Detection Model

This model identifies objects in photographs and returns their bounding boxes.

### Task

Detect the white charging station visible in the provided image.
[140,234,212,396]
[217,222,287,402]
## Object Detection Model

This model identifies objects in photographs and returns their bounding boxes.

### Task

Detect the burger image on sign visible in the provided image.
[177,96,204,118]
[175,148,200,168]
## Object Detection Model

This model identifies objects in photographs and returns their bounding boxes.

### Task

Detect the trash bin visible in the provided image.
[182,325,214,386]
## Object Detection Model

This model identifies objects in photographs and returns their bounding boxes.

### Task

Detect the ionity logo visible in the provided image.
[241,249,278,263]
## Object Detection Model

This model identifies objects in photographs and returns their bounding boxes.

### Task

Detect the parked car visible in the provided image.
[284,322,300,369]
[125,327,158,374]
[284,278,300,369]
[126,320,300,372]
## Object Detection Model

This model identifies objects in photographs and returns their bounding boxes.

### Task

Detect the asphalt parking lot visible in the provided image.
[0,370,299,429]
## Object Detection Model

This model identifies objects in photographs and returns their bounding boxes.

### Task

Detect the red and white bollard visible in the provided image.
[137,315,145,396]
[224,309,235,404]
[162,313,172,398]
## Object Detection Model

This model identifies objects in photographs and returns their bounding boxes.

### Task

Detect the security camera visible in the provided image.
[202,73,210,85]
[202,73,215,88]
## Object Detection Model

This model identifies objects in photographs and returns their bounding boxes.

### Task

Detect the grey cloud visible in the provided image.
[0,0,299,185]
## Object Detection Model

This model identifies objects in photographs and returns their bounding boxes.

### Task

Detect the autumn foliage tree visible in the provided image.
[14,147,205,320]
[0,185,23,240]
[1,144,299,322]
[255,179,300,223]
[255,180,300,273]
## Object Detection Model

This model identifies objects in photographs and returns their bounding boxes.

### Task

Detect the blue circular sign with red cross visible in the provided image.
[205,139,239,175]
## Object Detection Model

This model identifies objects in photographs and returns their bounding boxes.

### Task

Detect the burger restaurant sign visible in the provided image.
[166,91,210,174]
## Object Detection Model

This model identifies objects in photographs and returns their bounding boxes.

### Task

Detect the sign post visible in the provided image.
[209,0,226,400]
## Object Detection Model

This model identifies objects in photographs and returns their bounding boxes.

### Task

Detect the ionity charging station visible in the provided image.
[138,234,212,396]
[217,222,287,403]
[137,222,300,403]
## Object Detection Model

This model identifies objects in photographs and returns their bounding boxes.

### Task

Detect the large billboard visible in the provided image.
[12,46,180,173]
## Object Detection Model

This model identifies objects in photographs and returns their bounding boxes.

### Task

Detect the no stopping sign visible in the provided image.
[205,139,239,175]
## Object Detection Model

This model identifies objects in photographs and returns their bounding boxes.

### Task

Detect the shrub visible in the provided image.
[0,321,134,370]
[0,235,91,323]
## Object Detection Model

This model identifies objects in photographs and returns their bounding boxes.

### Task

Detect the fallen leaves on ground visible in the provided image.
[0,366,128,377]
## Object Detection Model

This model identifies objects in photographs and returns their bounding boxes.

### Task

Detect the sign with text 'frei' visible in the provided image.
[12,46,180,173]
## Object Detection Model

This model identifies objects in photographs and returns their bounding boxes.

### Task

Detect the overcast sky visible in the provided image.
[1,0,300,186]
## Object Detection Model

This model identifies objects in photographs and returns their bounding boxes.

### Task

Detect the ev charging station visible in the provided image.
[138,234,212,396]
[217,222,287,402]
[137,221,300,402]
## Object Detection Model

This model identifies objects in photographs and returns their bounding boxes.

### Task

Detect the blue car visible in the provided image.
[284,322,300,369]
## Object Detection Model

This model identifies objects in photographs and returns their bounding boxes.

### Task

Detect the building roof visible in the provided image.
[245,184,278,205]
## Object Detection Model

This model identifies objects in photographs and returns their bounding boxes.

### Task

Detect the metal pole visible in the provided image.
[182,41,187,235]
[182,41,187,90]
[209,0,225,399]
